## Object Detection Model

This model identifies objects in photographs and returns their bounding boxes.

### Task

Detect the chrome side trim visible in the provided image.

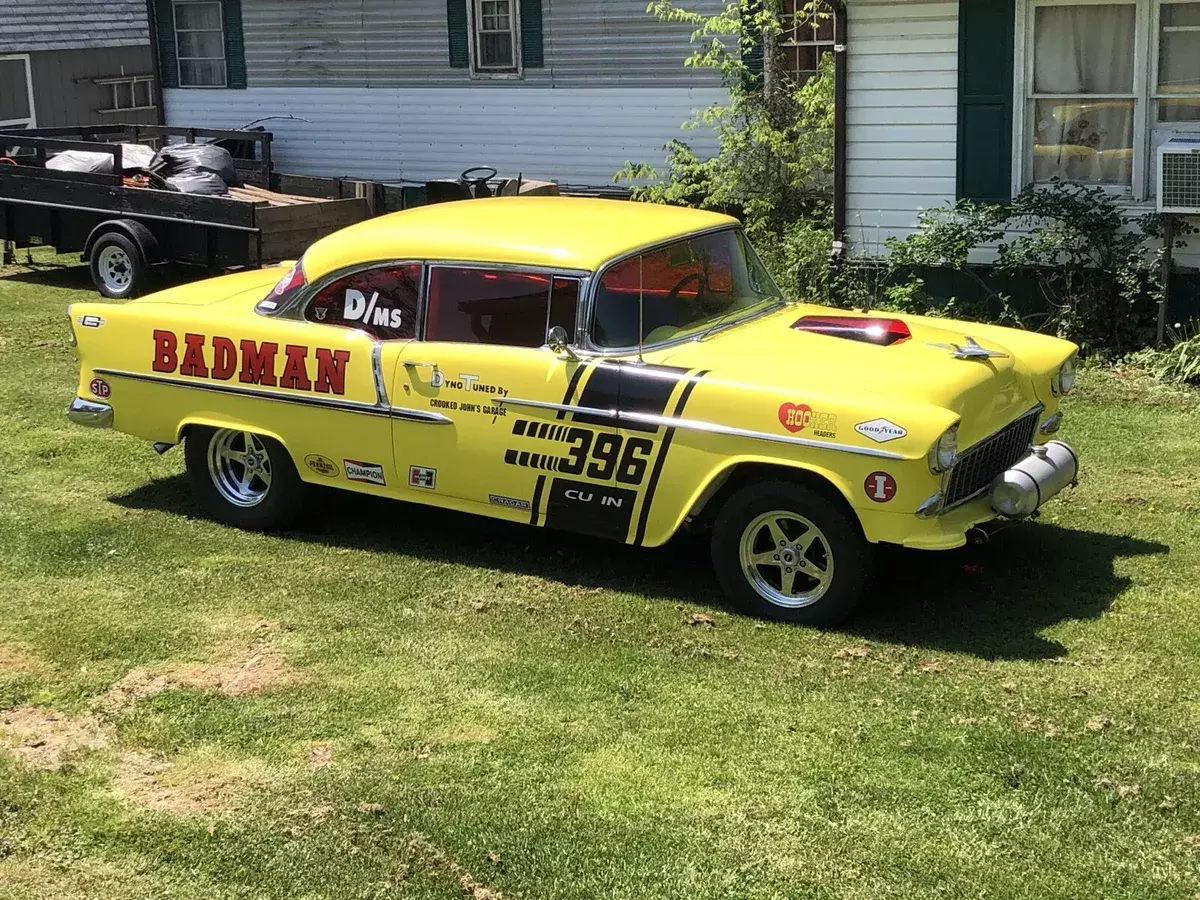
[915,492,943,518]
[371,342,389,407]
[497,396,906,460]
[67,397,113,428]
[95,367,456,425]
[390,407,454,424]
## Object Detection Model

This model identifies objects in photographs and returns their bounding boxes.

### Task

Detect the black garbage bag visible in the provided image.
[154,143,240,187]
[165,170,228,195]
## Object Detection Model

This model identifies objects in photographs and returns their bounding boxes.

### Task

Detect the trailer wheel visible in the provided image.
[90,232,149,299]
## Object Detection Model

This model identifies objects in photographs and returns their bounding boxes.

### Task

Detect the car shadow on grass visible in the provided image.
[112,474,1166,661]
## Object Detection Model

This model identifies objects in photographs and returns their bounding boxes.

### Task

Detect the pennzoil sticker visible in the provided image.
[305,455,339,478]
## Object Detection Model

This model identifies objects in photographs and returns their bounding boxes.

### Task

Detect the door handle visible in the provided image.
[403,360,439,370]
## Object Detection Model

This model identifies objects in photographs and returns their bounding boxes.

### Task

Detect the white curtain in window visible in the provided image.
[1034,4,1136,93]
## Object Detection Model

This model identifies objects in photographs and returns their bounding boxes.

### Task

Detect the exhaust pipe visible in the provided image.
[152,442,175,455]
[991,441,1078,519]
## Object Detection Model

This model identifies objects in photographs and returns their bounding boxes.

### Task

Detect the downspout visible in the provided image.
[830,0,849,300]
[145,0,166,125]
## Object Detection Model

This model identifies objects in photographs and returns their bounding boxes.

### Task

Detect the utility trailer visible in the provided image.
[0,125,379,298]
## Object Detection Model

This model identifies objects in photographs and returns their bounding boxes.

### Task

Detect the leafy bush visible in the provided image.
[841,183,1196,357]
[616,1,834,299]
[1126,322,1200,386]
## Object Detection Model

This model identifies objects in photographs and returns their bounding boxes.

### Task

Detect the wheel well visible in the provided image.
[83,219,162,265]
[689,463,858,532]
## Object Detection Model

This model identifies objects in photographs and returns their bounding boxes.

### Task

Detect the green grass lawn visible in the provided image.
[1,250,1198,899]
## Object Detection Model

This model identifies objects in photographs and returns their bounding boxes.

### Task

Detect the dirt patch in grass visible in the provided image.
[0,644,42,674]
[112,750,251,815]
[402,833,507,900]
[0,706,110,770]
[98,630,302,712]
[307,740,334,769]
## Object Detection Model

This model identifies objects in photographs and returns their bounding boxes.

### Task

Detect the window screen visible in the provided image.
[305,264,421,341]
[426,267,578,347]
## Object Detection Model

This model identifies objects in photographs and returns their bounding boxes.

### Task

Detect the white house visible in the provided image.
[841,0,1200,266]
[151,0,733,187]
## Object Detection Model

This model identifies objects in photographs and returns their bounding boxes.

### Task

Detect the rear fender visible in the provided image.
[83,219,163,266]
[176,416,289,453]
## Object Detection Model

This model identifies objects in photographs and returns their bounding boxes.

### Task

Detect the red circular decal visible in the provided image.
[89,377,111,399]
[778,402,813,434]
[864,471,897,503]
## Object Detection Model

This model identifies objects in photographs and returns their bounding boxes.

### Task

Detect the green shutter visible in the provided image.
[741,0,763,90]
[957,0,1016,202]
[520,0,544,69]
[448,0,470,68]
[223,0,247,89]
[155,0,178,89]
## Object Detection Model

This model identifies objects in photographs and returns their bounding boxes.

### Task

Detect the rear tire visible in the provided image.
[89,232,150,299]
[711,480,873,626]
[185,426,306,530]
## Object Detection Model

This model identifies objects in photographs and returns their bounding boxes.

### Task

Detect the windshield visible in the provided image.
[591,229,782,350]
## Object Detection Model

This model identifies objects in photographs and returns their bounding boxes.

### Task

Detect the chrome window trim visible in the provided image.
[497,395,905,460]
[92,368,453,424]
[580,224,787,356]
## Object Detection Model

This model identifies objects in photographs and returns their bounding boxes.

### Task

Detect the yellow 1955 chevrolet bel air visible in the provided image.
[66,198,1078,625]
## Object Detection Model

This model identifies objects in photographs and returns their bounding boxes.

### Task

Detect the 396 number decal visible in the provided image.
[536,427,654,485]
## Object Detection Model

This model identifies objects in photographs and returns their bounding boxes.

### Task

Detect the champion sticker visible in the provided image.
[344,459,386,486]
[305,455,339,478]
[864,471,897,503]
[855,418,907,443]
[408,466,436,489]
[89,377,111,399]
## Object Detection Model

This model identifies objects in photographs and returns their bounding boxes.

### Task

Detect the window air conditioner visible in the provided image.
[1158,136,1200,215]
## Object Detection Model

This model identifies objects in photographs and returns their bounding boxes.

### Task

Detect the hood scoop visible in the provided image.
[791,315,912,347]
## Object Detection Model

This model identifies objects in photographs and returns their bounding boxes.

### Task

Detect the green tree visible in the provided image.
[616,1,835,300]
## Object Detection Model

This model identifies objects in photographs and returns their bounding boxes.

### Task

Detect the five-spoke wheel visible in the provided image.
[712,480,872,625]
[185,426,306,530]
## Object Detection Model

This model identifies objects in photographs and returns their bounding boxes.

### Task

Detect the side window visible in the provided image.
[305,264,421,341]
[426,267,579,347]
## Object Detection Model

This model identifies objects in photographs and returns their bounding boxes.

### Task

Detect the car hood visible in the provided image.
[654,304,1072,446]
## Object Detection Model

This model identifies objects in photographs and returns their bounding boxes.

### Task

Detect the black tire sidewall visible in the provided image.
[90,232,148,299]
[711,480,872,626]
[184,426,306,531]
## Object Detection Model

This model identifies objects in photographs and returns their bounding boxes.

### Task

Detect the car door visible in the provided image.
[389,264,628,532]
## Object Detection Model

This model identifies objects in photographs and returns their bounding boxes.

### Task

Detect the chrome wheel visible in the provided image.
[96,244,133,293]
[206,430,273,508]
[738,510,834,609]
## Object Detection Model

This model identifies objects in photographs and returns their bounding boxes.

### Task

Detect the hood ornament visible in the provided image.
[927,336,1010,360]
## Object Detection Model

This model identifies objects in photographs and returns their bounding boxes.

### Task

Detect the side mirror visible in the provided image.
[546,325,578,360]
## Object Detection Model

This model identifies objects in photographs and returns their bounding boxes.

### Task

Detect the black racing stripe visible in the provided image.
[513,419,527,436]
[557,363,589,419]
[504,448,518,465]
[617,364,690,433]
[572,363,621,427]
[633,370,710,546]
[530,474,546,525]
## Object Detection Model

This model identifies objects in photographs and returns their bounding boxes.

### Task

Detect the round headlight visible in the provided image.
[1053,356,1077,396]
[928,425,959,474]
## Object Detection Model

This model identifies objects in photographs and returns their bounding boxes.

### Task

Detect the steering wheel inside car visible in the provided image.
[667,272,704,302]
[459,166,498,182]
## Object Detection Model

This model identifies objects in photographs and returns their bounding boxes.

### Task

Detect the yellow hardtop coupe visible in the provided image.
[67,197,1079,625]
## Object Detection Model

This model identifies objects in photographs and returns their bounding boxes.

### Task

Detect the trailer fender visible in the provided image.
[83,220,164,266]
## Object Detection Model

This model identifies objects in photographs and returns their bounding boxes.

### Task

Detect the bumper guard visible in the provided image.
[67,397,113,428]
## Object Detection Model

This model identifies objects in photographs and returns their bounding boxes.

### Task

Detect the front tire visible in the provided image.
[711,480,873,626]
[185,427,306,530]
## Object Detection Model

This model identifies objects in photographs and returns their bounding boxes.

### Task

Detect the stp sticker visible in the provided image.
[89,377,111,399]
[344,459,386,486]
[304,455,339,478]
[408,466,436,489]
[864,471,897,503]
[856,418,907,443]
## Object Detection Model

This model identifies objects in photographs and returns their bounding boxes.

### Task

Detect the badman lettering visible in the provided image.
[151,330,351,395]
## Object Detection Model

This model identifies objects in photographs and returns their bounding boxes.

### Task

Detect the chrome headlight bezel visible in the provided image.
[928,425,959,474]
[1051,355,1078,396]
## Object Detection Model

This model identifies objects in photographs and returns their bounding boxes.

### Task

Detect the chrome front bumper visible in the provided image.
[67,397,113,428]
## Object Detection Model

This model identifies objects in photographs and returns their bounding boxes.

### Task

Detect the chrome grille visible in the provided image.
[944,408,1041,509]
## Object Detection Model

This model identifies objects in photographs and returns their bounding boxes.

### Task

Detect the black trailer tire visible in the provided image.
[185,426,307,531]
[711,480,873,626]
[89,231,150,299]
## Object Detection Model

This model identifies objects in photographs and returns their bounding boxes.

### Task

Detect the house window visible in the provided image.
[0,55,35,129]
[1022,0,1200,197]
[471,0,520,74]
[779,1,835,86]
[173,0,227,87]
